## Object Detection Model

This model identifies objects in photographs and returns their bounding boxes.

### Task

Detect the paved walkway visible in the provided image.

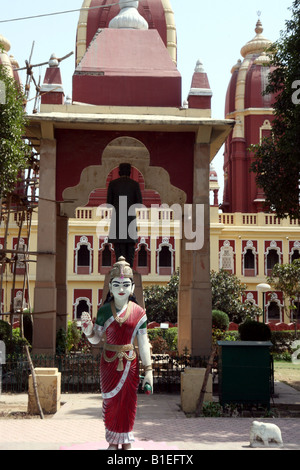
[0,381,300,451]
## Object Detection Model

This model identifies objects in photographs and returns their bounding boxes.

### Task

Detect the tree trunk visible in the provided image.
[24,345,44,419]
[195,345,217,417]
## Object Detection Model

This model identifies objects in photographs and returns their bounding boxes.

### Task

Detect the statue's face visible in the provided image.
[110,277,133,308]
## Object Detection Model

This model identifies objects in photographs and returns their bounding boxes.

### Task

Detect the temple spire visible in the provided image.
[240,16,272,58]
[109,0,148,30]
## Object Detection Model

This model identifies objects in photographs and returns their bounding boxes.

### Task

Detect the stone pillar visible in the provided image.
[177,235,193,354]
[231,138,247,212]
[56,211,68,332]
[28,368,61,415]
[33,139,57,355]
[213,189,219,206]
[178,143,212,357]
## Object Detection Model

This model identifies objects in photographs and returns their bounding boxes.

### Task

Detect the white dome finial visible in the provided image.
[109,0,148,30]
[49,53,59,67]
[194,59,205,73]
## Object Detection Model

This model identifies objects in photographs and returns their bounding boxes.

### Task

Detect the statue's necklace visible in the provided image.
[111,301,132,327]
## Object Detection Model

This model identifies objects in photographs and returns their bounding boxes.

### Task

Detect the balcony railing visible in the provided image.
[218,212,300,227]
[75,207,176,223]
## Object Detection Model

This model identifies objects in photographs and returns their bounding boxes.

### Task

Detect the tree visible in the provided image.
[145,268,262,325]
[211,269,262,323]
[268,258,300,333]
[250,0,300,220]
[0,59,30,198]
[144,269,179,324]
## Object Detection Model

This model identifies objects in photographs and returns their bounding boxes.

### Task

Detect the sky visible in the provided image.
[0,0,293,200]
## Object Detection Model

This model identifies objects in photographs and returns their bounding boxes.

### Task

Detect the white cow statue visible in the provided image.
[250,421,283,448]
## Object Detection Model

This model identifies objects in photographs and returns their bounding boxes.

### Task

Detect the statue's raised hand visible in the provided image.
[81,311,93,337]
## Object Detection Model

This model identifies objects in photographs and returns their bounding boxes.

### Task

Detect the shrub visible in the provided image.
[270,330,300,355]
[0,320,10,344]
[56,328,67,354]
[10,328,29,354]
[238,319,272,341]
[211,269,262,323]
[66,321,81,352]
[144,269,179,324]
[212,310,229,331]
[0,320,29,354]
[201,401,223,417]
[148,327,178,353]
[150,336,169,354]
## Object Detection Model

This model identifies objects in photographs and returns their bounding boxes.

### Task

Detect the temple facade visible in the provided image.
[24,0,233,355]
[0,4,299,357]
[210,19,300,326]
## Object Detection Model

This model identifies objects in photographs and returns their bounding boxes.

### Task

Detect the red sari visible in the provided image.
[95,301,147,445]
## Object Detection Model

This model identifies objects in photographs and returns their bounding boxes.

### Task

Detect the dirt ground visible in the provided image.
[274,362,300,392]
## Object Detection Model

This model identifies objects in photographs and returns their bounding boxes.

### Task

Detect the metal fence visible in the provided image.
[1,353,209,394]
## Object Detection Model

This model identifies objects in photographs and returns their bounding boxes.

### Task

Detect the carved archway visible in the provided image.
[61,136,186,217]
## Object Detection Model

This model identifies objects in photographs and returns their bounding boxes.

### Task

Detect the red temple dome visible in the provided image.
[76,0,177,66]
[0,34,20,80]
[209,165,218,182]
[225,19,275,118]
[73,0,181,107]
[222,19,276,214]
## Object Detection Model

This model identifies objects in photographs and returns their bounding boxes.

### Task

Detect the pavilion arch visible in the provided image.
[61,136,186,218]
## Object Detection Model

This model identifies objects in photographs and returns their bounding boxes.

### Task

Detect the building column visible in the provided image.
[178,143,212,357]
[231,138,247,212]
[33,139,57,355]
[56,210,68,333]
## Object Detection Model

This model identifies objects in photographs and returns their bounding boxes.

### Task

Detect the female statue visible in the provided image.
[81,256,153,450]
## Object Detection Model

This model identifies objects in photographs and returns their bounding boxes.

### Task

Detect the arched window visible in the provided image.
[245,250,255,268]
[266,293,283,323]
[219,240,234,273]
[265,241,281,276]
[138,245,148,267]
[267,249,279,273]
[267,301,280,322]
[291,299,300,323]
[75,236,93,274]
[76,299,89,320]
[159,246,172,267]
[290,241,300,263]
[98,237,114,274]
[134,237,151,275]
[74,295,92,320]
[102,245,112,267]
[12,237,27,275]
[242,241,257,277]
[78,245,90,267]
[157,237,175,275]
[13,290,27,313]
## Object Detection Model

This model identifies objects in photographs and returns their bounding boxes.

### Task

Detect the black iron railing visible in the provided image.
[1,353,209,394]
